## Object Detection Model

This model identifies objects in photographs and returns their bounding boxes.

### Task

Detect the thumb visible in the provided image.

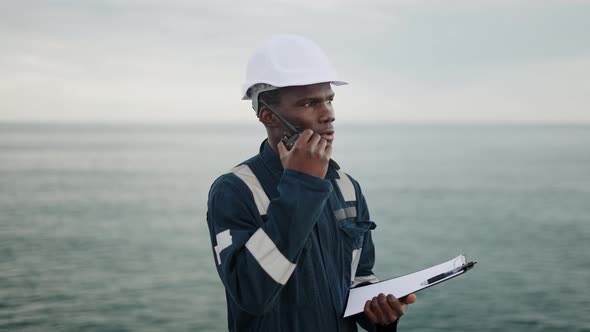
[401,294,417,305]
[277,140,288,157]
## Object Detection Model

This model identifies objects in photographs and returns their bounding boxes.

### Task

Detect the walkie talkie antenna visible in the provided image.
[258,98,302,150]
[258,99,299,135]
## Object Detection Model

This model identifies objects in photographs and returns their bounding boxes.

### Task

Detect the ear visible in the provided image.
[258,108,280,128]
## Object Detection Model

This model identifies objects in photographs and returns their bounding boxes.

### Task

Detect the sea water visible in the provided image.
[1,123,589,331]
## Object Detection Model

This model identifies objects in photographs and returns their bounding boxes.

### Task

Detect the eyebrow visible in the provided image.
[295,93,335,105]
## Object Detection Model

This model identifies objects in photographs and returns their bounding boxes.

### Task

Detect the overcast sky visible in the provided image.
[1,0,589,124]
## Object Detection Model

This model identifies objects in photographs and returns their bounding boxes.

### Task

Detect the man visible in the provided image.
[206,34,416,332]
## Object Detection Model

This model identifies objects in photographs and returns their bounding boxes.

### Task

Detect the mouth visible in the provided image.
[320,130,335,142]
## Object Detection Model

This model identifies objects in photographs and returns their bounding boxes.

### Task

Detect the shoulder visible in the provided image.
[335,168,371,211]
[335,168,364,192]
[340,170,361,186]
[208,155,263,202]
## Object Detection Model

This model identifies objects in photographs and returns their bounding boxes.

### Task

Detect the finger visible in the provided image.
[308,132,321,147]
[386,294,405,318]
[400,293,417,305]
[316,137,327,153]
[371,295,387,325]
[364,300,377,323]
[379,294,399,324]
[300,129,314,142]
[377,293,397,324]
[291,129,313,150]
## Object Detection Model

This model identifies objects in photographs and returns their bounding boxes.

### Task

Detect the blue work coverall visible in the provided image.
[207,140,398,331]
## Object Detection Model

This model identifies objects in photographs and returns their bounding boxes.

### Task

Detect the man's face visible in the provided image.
[276,82,336,145]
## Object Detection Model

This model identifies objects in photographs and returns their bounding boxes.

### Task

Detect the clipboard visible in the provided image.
[343,254,477,317]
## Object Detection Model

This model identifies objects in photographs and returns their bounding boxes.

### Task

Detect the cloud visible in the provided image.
[0,0,589,123]
[339,57,590,123]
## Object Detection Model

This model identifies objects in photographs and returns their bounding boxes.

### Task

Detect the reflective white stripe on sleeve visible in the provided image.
[245,228,296,285]
[351,274,379,288]
[335,170,356,202]
[350,248,362,283]
[231,164,270,215]
[214,229,232,265]
[334,206,357,221]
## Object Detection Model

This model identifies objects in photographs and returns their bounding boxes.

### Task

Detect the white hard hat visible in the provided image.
[241,34,348,113]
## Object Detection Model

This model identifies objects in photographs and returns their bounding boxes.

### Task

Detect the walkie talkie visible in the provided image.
[259,99,302,150]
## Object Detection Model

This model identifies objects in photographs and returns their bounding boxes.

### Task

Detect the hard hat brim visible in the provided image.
[241,80,348,100]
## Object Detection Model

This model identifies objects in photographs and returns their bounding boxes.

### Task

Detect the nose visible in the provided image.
[318,101,335,123]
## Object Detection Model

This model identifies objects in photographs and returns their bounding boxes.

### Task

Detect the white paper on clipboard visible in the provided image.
[343,255,475,317]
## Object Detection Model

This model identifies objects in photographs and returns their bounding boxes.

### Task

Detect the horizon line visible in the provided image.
[1,120,590,127]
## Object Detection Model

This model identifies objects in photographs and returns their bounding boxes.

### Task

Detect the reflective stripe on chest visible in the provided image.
[227,164,360,286]
[334,169,356,202]
[230,164,356,216]
[230,164,271,215]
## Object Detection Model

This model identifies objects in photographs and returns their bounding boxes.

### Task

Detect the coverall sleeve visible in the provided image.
[207,168,333,315]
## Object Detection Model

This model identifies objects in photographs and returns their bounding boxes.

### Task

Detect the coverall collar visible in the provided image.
[260,139,341,180]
